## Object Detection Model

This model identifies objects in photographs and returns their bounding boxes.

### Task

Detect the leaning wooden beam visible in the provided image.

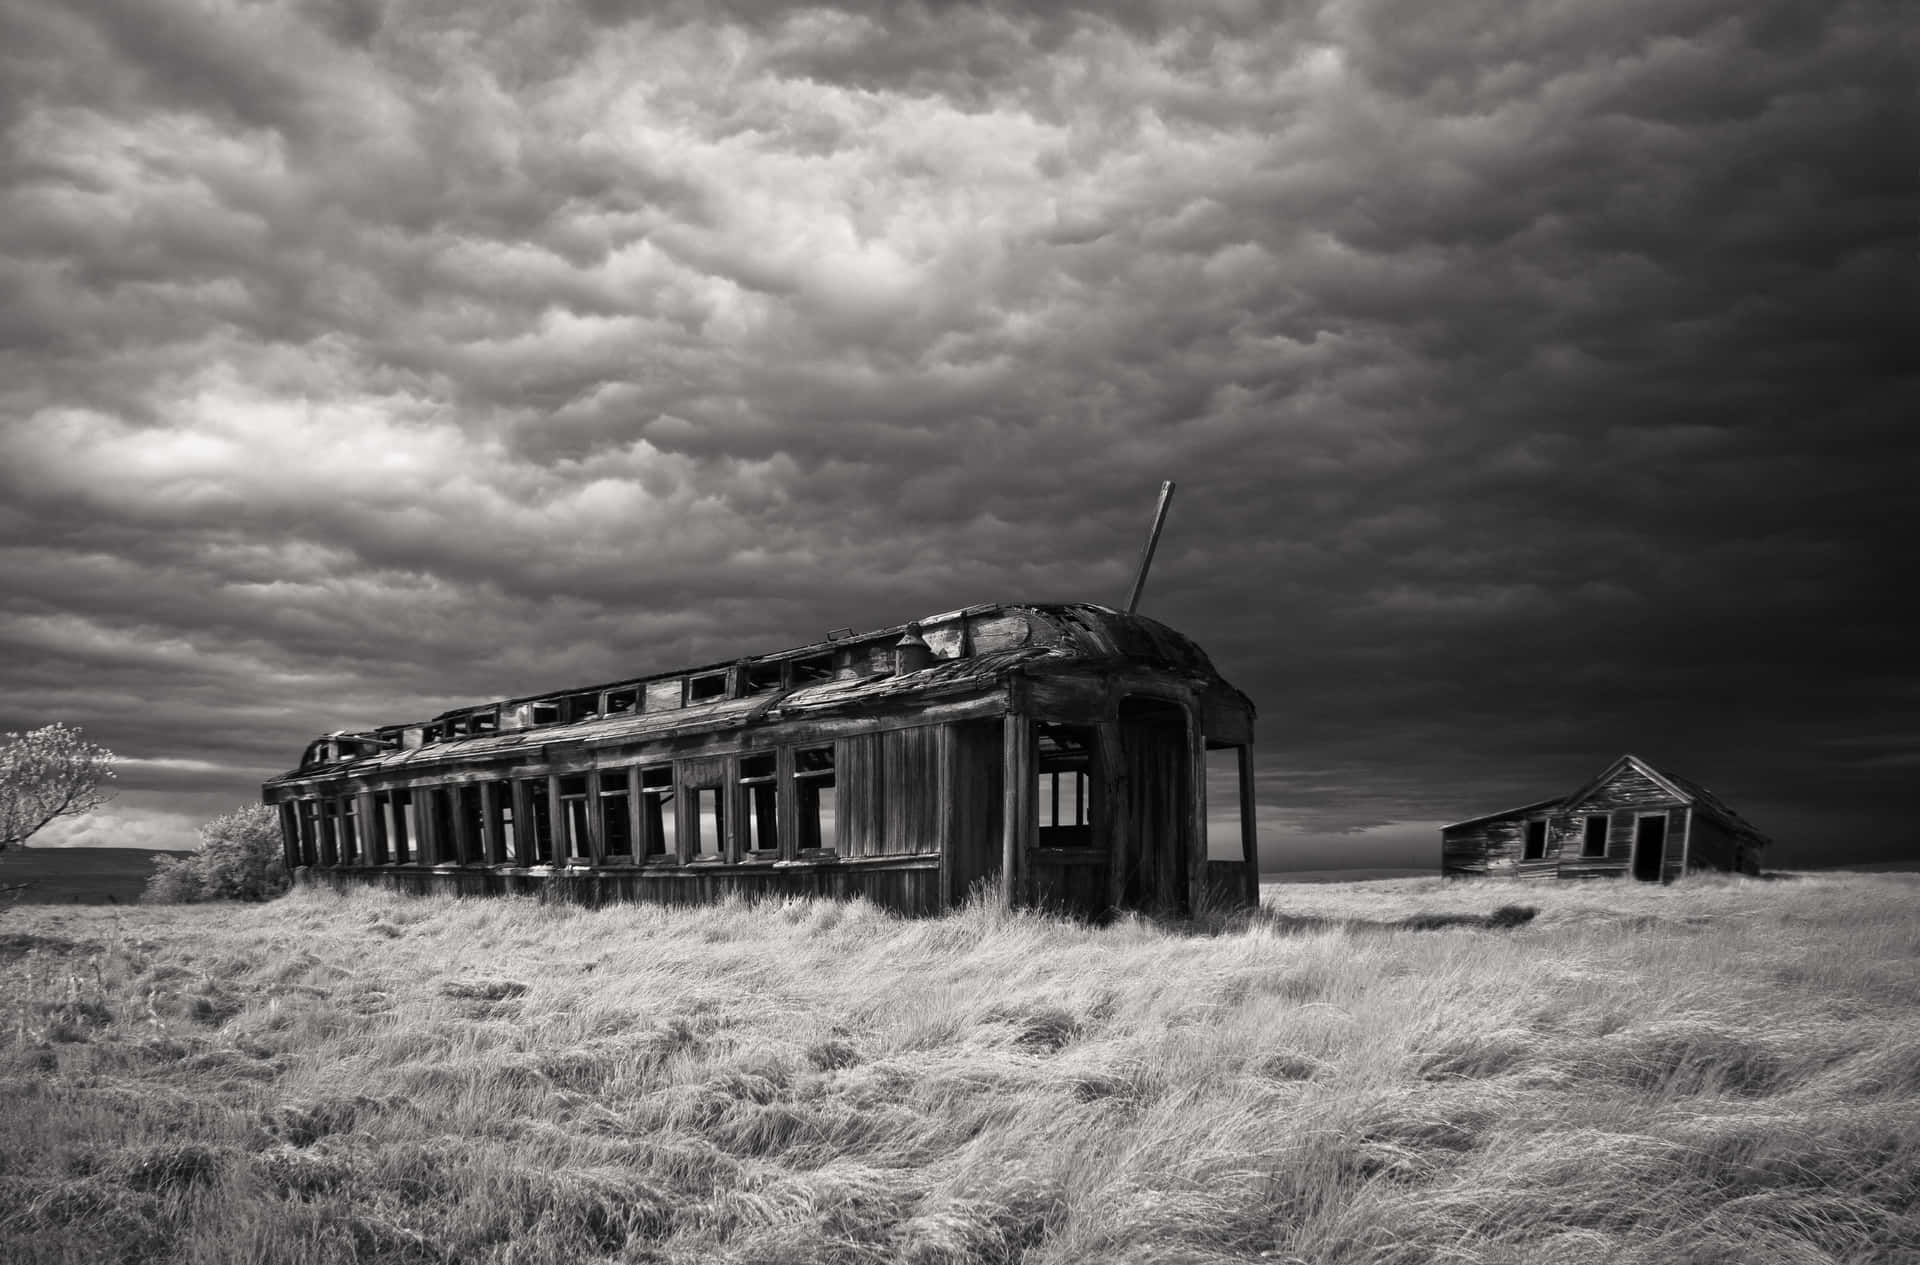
[546,774,565,866]
[1124,480,1176,615]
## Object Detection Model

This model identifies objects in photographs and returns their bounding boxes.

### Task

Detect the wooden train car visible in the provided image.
[1441,754,1770,881]
[262,602,1259,917]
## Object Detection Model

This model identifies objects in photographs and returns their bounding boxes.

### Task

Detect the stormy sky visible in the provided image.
[2,0,1912,871]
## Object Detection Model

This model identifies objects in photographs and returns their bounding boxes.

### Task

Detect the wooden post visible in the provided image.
[1001,710,1027,909]
[1098,720,1129,911]
[584,770,605,866]
[510,779,534,865]
[626,767,645,864]
[357,792,382,866]
[418,788,440,865]
[279,803,300,873]
[480,781,504,866]
[547,774,565,866]
[774,749,797,863]
[1237,745,1259,909]
[1187,704,1208,915]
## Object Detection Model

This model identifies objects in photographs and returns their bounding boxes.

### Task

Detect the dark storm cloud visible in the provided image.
[1,0,1910,863]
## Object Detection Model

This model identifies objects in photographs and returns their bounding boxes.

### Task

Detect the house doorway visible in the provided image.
[1632,814,1668,882]
[1117,697,1193,915]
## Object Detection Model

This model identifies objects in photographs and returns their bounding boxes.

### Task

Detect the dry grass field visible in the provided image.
[2,873,1916,1264]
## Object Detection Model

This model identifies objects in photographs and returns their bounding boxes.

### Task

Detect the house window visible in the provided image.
[1037,724,1094,847]
[390,791,413,864]
[530,702,561,726]
[496,784,517,864]
[604,687,640,715]
[559,775,592,863]
[639,766,675,859]
[338,799,359,865]
[300,802,321,867]
[687,673,728,704]
[563,693,600,724]
[1582,814,1609,858]
[599,775,633,862]
[1523,818,1548,861]
[790,654,834,685]
[521,779,553,864]
[740,753,778,854]
[690,787,725,859]
[744,663,784,695]
[793,745,836,854]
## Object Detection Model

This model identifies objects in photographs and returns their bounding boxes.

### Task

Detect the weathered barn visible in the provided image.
[1441,754,1770,881]
[262,602,1259,917]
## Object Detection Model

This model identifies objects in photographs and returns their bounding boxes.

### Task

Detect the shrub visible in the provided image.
[144,805,290,904]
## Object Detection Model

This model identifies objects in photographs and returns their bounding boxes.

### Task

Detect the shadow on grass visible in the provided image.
[1175,904,1539,938]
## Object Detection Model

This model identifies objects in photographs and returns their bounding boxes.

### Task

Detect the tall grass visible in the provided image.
[2,873,1915,1263]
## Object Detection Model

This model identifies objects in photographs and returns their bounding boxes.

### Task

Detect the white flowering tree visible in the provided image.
[0,723,118,851]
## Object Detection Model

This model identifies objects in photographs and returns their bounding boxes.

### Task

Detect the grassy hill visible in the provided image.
[1,873,1915,1263]
[0,847,189,905]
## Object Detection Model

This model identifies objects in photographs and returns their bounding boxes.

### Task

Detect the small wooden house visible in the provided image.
[262,602,1259,918]
[1441,754,1770,881]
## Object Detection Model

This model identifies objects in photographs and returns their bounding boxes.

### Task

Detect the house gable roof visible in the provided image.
[1441,797,1563,831]
[1560,753,1690,809]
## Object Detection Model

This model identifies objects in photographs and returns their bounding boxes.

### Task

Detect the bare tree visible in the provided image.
[0,723,118,851]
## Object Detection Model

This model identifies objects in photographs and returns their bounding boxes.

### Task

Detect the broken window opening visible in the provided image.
[1582,814,1609,859]
[492,784,515,865]
[789,655,834,685]
[793,745,836,855]
[690,786,725,860]
[458,785,485,865]
[558,774,592,863]
[338,800,360,865]
[390,792,414,864]
[521,781,553,864]
[687,673,728,704]
[530,702,561,726]
[298,802,320,867]
[562,693,600,725]
[740,753,778,854]
[603,687,640,715]
[600,779,633,861]
[1037,724,1095,847]
[744,662,784,695]
[1523,818,1549,861]
[639,766,676,860]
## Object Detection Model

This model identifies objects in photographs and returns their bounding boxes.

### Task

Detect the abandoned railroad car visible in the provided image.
[263,602,1259,917]
[1441,753,1770,881]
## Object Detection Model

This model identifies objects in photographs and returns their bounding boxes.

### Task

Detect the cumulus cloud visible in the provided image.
[1,0,1910,864]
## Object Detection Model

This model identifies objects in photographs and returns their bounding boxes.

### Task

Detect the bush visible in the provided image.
[144,805,290,904]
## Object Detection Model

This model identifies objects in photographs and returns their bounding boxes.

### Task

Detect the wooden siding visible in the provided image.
[948,719,1004,904]
[836,726,945,858]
